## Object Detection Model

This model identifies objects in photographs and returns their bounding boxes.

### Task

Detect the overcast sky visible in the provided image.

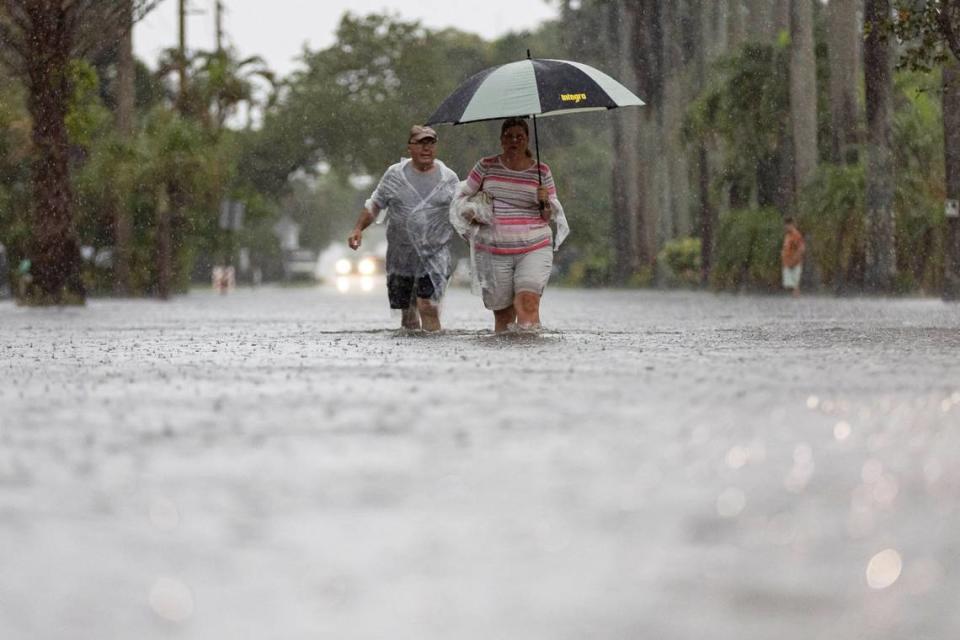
[134,0,559,78]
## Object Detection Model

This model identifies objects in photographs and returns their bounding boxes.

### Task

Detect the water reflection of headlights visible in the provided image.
[335,258,352,275]
[336,276,350,292]
[357,257,376,275]
[360,276,374,291]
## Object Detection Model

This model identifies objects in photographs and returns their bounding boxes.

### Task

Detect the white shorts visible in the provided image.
[481,246,554,310]
[782,265,803,289]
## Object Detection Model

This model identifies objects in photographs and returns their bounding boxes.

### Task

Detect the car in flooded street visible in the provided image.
[332,253,385,293]
[316,226,388,293]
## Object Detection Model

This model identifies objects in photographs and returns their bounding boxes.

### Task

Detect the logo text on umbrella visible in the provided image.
[560,92,588,103]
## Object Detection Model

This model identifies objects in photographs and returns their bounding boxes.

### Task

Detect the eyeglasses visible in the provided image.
[501,134,527,142]
[410,138,437,147]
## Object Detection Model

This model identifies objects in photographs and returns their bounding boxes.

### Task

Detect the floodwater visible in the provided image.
[1,285,959,639]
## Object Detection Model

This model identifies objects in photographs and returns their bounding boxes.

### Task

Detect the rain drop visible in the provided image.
[866,549,902,590]
[148,577,194,622]
[717,487,746,518]
[833,421,852,441]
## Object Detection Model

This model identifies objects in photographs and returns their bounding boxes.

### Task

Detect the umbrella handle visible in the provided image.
[533,114,544,211]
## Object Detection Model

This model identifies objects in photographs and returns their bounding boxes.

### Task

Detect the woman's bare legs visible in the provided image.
[492,293,541,332]
[493,306,516,333]
[514,291,541,328]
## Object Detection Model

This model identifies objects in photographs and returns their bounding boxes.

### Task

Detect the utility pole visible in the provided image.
[215,0,224,53]
[178,0,187,112]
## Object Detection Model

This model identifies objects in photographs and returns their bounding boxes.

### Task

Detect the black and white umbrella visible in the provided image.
[426,54,643,125]
[425,52,644,186]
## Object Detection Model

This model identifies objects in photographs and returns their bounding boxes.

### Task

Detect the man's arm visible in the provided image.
[348,203,381,250]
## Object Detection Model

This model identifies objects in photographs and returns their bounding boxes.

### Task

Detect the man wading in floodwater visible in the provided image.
[348,125,459,331]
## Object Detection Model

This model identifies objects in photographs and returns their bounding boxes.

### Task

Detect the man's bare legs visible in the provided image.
[401,301,420,330]
[417,298,441,332]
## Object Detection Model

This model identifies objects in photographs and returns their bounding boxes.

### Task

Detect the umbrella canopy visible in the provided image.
[425,56,644,126]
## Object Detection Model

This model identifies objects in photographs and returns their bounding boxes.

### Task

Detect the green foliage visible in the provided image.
[710,208,783,291]
[242,13,496,193]
[561,247,614,288]
[657,237,702,287]
[893,1,960,71]
[801,162,945,294]
[683,44,791,207]
[893,71,945,203]
[802,73,945,294]
[0,66,31,265]
[66,60,112,147]
[800,164,866,290]
[282,172,366,252]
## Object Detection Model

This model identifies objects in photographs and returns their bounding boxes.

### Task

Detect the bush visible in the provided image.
[711,208,783,292]
[561,249,612,287]
[657,237,701,287]
[801,165,865,292]
[801,163,944,294]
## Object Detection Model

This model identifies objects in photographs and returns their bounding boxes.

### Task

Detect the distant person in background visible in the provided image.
[781,217,806,297]
[452,117,569,332]
[348,125,459,331]
[16,257,31,299]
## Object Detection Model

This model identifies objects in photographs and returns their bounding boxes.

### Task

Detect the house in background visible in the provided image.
[273,214,317,280]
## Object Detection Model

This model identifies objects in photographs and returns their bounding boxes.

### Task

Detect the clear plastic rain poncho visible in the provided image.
[449,180,570,295]
[365,158,460,302]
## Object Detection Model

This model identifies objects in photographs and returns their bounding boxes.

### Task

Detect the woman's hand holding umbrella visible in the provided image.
[537,186,552,221]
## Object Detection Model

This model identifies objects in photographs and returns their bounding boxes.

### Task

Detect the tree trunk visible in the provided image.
[25,4,84,304]
[746,0,789,42]
[943,61,960,300]
[746,0,773,41]
[634,0,661,267]
[698,144,715,286]
[727,0,747,49]
[609,1,635,284]
[863,0,897,292]
[826,0,861,164]
[790,0,818,196]
[114,1,135,296]
[156,187,172,300]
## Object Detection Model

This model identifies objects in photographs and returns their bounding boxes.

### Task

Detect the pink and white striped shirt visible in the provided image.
[463,155,556,255]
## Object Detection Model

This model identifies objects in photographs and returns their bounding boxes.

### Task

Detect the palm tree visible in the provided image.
[0,0,158,304]
[863,0,897,292]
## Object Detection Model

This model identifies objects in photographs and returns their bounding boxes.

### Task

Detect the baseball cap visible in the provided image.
[409,125,437,143]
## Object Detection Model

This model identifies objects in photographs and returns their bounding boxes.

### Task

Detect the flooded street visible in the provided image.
[1,285,959,639]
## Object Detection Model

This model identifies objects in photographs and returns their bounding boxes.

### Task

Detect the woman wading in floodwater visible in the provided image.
[452,117,568,332]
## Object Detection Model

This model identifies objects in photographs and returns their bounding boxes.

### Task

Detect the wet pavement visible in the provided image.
[1,285,959,639]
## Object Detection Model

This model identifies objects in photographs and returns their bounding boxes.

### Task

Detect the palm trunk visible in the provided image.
[609,1,635,284]
[698,144,715,286]
[826,0,861,164]
[863,0,897,292]
[943,61,960,300]
[114,1,135,296]
[156,188,172,299]
[25,5,84,304]
[790,0,818,194]
[634,0,661,267]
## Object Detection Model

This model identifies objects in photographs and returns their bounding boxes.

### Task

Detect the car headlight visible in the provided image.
[335,258,352,275]
[357,257,376,276]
